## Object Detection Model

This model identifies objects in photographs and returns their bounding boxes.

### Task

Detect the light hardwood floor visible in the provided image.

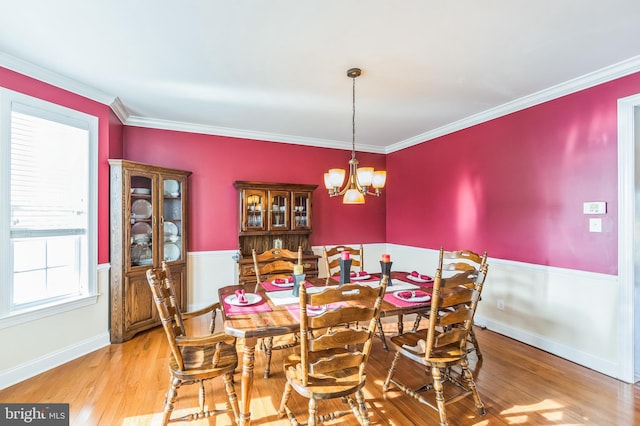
[1,315,639,425]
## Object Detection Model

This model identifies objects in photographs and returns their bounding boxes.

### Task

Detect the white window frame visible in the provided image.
[0,87,98,328]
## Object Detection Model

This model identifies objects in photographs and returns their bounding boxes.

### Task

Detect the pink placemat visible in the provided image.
[384,292,431,308]
[223,294,272,316]
[285,302,348,322]
[260,280,313,292]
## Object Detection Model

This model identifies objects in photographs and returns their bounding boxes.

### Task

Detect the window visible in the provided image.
[0,88,98,325]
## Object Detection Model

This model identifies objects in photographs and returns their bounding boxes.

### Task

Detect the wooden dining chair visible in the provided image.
[252,246,302,292]
[252,246,303,378]
[382,247,488,426]
[278,276,388,425]
[323,244,364,284]
[411,248,488,358]
[146,262,239,425]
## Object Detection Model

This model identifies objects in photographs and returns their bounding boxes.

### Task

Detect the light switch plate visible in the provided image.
[589,218,602,232]
[583,202,606,214]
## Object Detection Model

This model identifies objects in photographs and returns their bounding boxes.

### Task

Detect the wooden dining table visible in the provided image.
[219,270,434,426]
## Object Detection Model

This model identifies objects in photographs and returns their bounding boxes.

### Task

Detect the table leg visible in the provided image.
[239,337,257,426]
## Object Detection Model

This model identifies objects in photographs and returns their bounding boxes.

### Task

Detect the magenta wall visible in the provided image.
[0,67,114,264]
[387,71,640,274]
[123,127,387,251]
[6,63,639,274]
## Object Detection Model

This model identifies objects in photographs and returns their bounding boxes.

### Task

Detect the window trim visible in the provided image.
[0,87,98,328]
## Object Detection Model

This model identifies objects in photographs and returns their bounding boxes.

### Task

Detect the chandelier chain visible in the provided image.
[352,74,356,159]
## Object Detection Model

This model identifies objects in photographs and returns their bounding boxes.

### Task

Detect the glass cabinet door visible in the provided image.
[292,191,311,230]
[128,172,155,270]
[242,189,267,231]
[269,190,289,230]
[160,175,187,263]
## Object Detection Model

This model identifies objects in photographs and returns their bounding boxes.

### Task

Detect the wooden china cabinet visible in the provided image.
[109,160,191,343]
[234,181,320,285]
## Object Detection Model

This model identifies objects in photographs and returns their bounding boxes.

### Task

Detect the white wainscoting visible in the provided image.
[189,244,624,380]
[385,244,623,380]
[0,264,111,390]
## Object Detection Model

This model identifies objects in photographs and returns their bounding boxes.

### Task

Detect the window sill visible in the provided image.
[0,294,100,329]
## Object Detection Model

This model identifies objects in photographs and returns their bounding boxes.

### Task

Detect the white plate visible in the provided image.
[131,188,151,195]
[164,221,178,237]
[393,290,431,303]
[131,199,152,219]
[351,274,371,281]
[271,279,294,287]
[406,274,433,283]
[306,305,327,316]
[137,258,153,266]
[164,243,180,261]
[133,234,151,244]
[131,221,152,237]
[164,180,180,196]
[226,293,262,306]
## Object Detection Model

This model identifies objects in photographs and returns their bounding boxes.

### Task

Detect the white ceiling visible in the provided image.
[1,1,640,153]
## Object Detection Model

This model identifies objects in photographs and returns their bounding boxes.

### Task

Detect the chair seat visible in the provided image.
[169,342,237,381]
[389,331,470,364]
[283,352,365,399]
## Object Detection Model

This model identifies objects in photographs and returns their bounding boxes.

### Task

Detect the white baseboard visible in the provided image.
[0,332,110,390]
[475,315,620,379]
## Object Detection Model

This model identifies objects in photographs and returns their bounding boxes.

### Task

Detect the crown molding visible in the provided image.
[3,49,639,155]
[386,55,640,153]
[125,115,386,154]
[0,51,117,106]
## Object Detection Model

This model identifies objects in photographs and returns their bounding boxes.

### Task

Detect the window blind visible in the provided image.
[10,111,89,238]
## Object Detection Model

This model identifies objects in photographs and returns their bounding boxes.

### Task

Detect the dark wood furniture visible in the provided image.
[234,181,319,285]
[219,272,432,426]
[109,159,191,343]
[277,279,388,425]
[382,248,489,426]
[146,262,239,425]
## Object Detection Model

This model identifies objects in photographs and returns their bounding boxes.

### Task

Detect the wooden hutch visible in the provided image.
[109,160,191,343]
[234,181,320,285]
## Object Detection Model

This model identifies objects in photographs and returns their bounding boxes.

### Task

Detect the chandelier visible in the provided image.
[323,68,386,204]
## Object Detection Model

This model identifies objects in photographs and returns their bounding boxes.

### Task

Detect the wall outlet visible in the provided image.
[497,299,505,311]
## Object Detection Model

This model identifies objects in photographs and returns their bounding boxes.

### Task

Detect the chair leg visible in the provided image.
[460,358,486,416]
[277,381,292,418]
[223,372,240,422]
[162,377,181,426]
[382,351,401,396]
[308,397,318,426]
[209,309,217,333]
[198,380,206,414]
[412,312,425,332]
[264,337,274,378]
[355,389,372,426]
[431,366,448,426]
[467,326,482,359]
[376,319,389,351]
